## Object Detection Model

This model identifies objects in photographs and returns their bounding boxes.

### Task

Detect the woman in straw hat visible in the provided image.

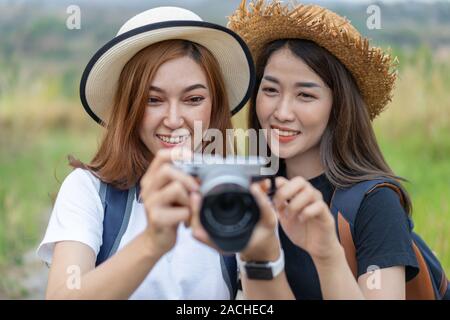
[37,7,255,299]
[225,0,420,299]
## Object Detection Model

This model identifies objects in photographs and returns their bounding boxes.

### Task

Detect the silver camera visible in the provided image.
[174,154,269,252]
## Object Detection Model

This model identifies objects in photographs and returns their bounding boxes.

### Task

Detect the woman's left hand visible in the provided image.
[273,176,342,263]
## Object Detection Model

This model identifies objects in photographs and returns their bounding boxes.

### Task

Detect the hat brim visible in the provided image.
[80,20,255,126]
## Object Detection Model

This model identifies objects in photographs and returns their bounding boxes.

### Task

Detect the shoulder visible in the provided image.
[55,168,102,206]
[353,185,418,279]
[63,167,100,186]
[332,181,407,223]
[37,169,104,264]
[359,185,406,217]
[60,168,100,192]
[355,184,410,236]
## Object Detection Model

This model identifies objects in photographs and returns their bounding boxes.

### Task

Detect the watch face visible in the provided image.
[245,265,273,280]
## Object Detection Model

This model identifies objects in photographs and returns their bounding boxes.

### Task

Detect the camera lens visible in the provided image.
[200,183,260,252]
[213,193,243,224]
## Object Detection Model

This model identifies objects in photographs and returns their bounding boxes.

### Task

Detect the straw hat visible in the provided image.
[80,7,255,126]
[228,0,398,120]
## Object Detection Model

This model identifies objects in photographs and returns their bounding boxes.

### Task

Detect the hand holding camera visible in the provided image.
[173,153,282,273]
[174,154,280,252]
[189,177,281,261]
[139,149,199,257]
[273,176,341,264]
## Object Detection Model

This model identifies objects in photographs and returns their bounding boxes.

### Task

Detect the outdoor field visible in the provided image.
[1,0,449,298]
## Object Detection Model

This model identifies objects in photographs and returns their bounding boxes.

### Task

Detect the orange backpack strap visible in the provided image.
[331,179,438,299]
[336,212,358,278]
[406,243,435,299]
[366,184,436,299]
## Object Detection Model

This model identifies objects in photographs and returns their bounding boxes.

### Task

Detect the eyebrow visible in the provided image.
[149,84,208,94]
[263,75,321,88]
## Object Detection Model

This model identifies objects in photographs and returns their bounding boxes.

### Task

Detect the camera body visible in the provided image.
[174,154,269,252]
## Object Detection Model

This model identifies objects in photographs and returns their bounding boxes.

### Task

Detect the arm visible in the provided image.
[46,149,198,299]
[240,249,295,300]
[239,183,295,300]
[190,180,295,300]
[311,245,405,299]
[274,177,409,300]
[239,224,405,300]
[46,232,162,299]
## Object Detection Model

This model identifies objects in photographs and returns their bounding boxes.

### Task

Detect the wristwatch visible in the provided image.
[237,249,285,280]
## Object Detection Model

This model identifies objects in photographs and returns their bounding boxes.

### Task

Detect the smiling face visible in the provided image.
[256,47,333,161]
[139,55,212,154]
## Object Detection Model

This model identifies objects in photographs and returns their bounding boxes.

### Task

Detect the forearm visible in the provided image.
[313,245,364,300]
[242,271,295,300]
[240,239,295,300]
[47,232,162,300]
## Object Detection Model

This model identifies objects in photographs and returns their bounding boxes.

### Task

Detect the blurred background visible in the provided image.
[0,0,449,299]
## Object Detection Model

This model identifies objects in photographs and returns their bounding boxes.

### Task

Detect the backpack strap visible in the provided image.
[220,254,238,299]
[330,179,404,278]
[96,181,136,266]
[96,181,239,300]
[330,179,443,300]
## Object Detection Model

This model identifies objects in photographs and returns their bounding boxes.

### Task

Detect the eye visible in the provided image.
[298,92,316,100]
[186,96,205,105]
[261,87,279,96]
[147,96,163,106]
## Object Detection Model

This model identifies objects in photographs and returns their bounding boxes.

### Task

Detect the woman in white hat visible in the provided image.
[219,0,434,299]
[37,7,255,299]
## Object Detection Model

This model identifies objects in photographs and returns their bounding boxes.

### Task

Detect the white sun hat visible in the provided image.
[80,6,255,126]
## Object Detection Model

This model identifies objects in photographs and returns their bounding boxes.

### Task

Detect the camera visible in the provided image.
[174,154,269,252]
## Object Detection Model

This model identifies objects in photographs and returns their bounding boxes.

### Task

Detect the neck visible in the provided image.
[284,145,325,180]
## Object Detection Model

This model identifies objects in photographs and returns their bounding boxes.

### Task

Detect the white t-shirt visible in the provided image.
[37,168,230,299]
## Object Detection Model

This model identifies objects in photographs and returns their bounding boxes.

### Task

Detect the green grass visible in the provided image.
[0,124,100,269]
[373,59,450,273]
[0,54,449,295]
[375,130,450,273]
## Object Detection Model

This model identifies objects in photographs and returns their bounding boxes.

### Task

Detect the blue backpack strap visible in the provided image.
[220,254,238,299]
[330,178,402,278]
[96,180,240,299]
[330,179,450,300]
[330,179,392,226]
[96,181,136,266]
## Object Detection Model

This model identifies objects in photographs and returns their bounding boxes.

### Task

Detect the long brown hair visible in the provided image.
[70,39,232,190]
[248,39,412,213]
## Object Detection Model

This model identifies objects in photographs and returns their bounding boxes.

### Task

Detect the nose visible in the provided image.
[273,96,295,122]
[163,102,184,129]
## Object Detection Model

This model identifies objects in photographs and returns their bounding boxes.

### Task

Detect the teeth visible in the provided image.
[157,135,189,144]
[273,128,300,137]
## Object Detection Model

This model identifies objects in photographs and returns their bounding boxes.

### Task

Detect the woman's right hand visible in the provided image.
[139,148,199,257]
